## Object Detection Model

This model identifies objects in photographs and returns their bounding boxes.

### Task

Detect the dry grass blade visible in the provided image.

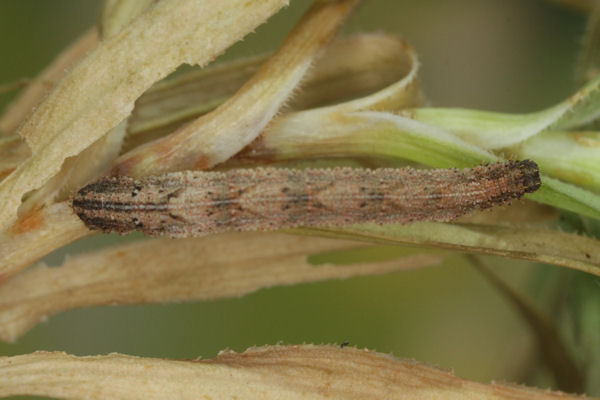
[0,202,92,283]
[0,0,288,231]
[0,28,99,135]
[125,33,415,151]
[125,55,269,149]
[0,232,441,342]
[0,345,591,399]
[111,0,359,177]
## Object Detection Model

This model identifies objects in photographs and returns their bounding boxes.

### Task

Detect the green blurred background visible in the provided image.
[0,0,587,395]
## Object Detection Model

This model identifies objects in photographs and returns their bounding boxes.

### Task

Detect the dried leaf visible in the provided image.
[111,0,359,177]
[0,232,441,342]
[126,55,268,148]
[0,0,288,231]
[0,345,590,399]
[0,202,92,283]
[0,0,149,170]
[0,28,99,135]
[125,33,416,151]
[11,0,157,212]
[285,34,419,111]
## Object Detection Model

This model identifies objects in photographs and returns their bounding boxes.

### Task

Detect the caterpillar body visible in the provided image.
[72,160,541,238]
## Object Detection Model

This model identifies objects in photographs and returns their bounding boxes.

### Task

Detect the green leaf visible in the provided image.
[293,221,600,276]
[404,72,600,149]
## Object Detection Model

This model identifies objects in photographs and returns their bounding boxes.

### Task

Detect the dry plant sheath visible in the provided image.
[72,160,541,237]
[0,345,588,400]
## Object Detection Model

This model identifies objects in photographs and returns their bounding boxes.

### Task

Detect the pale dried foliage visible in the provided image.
[0,345,590,400]
[0,0,599,398]
[111,0,359,176]
[0,232,442,343]
[0,0,288,231]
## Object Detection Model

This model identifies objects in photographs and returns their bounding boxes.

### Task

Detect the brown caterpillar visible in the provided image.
[72,160,541,238]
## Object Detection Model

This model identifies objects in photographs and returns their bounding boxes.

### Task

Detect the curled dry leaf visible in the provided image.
[0,232,442,342]
[125,33,416,151]
[0,33,415,170]
[0,345,590,399]
[0,0,289,231]
[111,0,360,177]
[282,33,420,111]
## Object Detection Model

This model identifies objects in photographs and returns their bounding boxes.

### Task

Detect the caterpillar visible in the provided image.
[72,160,541,238]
